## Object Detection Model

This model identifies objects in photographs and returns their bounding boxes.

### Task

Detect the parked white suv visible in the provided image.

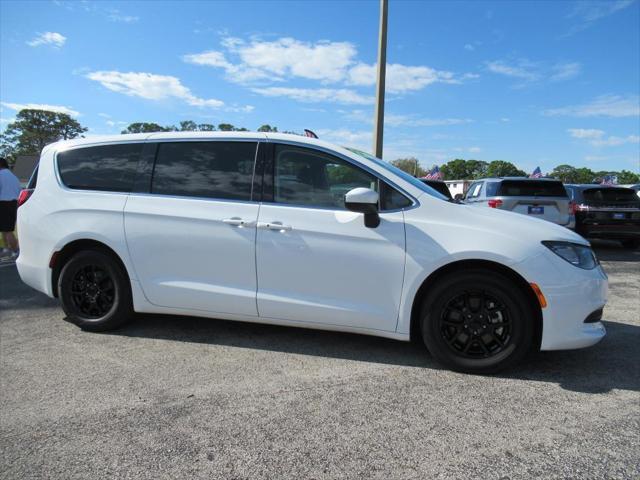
[16,132,607,372]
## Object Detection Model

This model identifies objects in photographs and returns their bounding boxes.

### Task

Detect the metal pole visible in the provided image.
[372,0,388,158]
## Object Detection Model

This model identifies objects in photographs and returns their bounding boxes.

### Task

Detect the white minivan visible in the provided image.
[16,132,607,373]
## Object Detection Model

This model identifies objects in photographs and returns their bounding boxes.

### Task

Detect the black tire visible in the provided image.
[420,270,535,374]
[621,239,640,249]
[58,250,133,332]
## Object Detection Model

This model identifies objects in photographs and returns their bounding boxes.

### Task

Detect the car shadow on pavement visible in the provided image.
[111,315,640,394]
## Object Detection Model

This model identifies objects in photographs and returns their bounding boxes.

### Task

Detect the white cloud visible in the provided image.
[550,62,582,81]
[546,94,640,117]
[568,128,605,139]
[591,135,639,147]
[464,44,475,51]
[343,109,472,127]
[252,87,374,105]
[347,63,464,93]
[108,11,139,23]
[184,36,474,97]
[86,71,226,108]
[565,0,635,36]
[385,114,472,127]
[486,59,581,85]
[468,146,482,153]
[238,38,356,82]
[568,128,639,147]
[1,102,79,116]
[185,38,357,84]
[316,128,372,147]
[486,60,540,81]
[27,32,66,48]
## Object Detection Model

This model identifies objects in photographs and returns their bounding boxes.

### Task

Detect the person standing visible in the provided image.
[0,157,21,258]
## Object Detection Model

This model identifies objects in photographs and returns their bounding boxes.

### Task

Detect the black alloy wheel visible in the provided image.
[439,290,512,359]
[69,264,116,318]
[421,270,535,373]
[59,250,133,331]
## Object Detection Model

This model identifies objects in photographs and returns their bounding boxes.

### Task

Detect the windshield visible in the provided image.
[346,148,449,201]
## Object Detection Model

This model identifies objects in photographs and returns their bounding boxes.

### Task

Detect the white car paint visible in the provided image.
[16,132,607,351]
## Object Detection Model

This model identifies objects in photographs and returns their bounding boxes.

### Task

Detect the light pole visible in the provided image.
[372,0,388,158]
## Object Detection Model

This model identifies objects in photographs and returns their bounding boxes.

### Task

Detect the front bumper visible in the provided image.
[517,252,608,351]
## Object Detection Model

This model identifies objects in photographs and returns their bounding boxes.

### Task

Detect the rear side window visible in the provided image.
[151,141,257,201]
[583,188,639,203]
[485,182,500,197]
[497,180,567,197]
[58,143,143,192]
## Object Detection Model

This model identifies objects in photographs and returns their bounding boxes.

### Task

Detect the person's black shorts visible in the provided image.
[0,200,18,232]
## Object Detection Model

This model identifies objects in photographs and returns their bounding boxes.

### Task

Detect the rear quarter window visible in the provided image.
[57,143,144,192]
[497,180,567,197]
[485,182,500,197]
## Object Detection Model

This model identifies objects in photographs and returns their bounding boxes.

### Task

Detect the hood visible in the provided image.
[415,194,588,247]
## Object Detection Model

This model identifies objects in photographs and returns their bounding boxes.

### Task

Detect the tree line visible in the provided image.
[1,109,638,184]
[391,157,639,184]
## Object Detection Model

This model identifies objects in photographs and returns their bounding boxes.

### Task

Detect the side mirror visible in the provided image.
[345,187,380,228]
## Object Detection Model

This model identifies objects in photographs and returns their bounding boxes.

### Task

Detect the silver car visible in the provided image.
[464,177,574,227]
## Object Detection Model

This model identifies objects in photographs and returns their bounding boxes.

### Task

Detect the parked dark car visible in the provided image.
[565,184,640,249]
[419,179,453,200]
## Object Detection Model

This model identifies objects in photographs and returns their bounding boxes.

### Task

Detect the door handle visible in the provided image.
[223,217,253,228]
[257,221,292,232]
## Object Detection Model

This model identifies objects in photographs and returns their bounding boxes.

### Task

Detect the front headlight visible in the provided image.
[542,241,598,270]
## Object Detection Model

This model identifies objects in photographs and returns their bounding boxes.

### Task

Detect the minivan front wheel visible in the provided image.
[58,250,133,332]
[420,270,534,373]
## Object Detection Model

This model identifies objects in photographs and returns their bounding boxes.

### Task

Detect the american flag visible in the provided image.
[529,166,542,178]
[423,165,444,180]
[303,129,318,139]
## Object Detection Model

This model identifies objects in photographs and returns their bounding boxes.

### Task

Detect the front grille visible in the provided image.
[584,308,604,324]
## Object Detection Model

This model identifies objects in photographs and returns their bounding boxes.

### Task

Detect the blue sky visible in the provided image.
[1,0,639,174]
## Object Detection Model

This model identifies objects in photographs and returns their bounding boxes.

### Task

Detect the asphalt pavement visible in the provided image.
[1,241,639,479]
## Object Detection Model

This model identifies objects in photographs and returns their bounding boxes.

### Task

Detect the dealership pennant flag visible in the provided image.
[303,129,318,139]
[423,165,444,180]
[530,166,542,178]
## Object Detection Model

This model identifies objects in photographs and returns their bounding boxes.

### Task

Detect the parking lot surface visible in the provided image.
[1,242,639,479]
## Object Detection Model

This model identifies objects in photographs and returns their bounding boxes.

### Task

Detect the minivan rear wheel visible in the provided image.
[58,250,133,332]
[420,270,534,373]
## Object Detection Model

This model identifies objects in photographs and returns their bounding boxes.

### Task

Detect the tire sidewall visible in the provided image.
[421,271,535,373]
[58,250,131,331]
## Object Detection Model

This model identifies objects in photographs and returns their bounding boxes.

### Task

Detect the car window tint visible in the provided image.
[151,141,256,201]
[274,145,378,209]
[420,180,452,199]
[497,180,567,197]
[466,182,482,199]
[381,182,412,210]
[485,182,500,197]
[57,143,143,192]
[583,188,639,203]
